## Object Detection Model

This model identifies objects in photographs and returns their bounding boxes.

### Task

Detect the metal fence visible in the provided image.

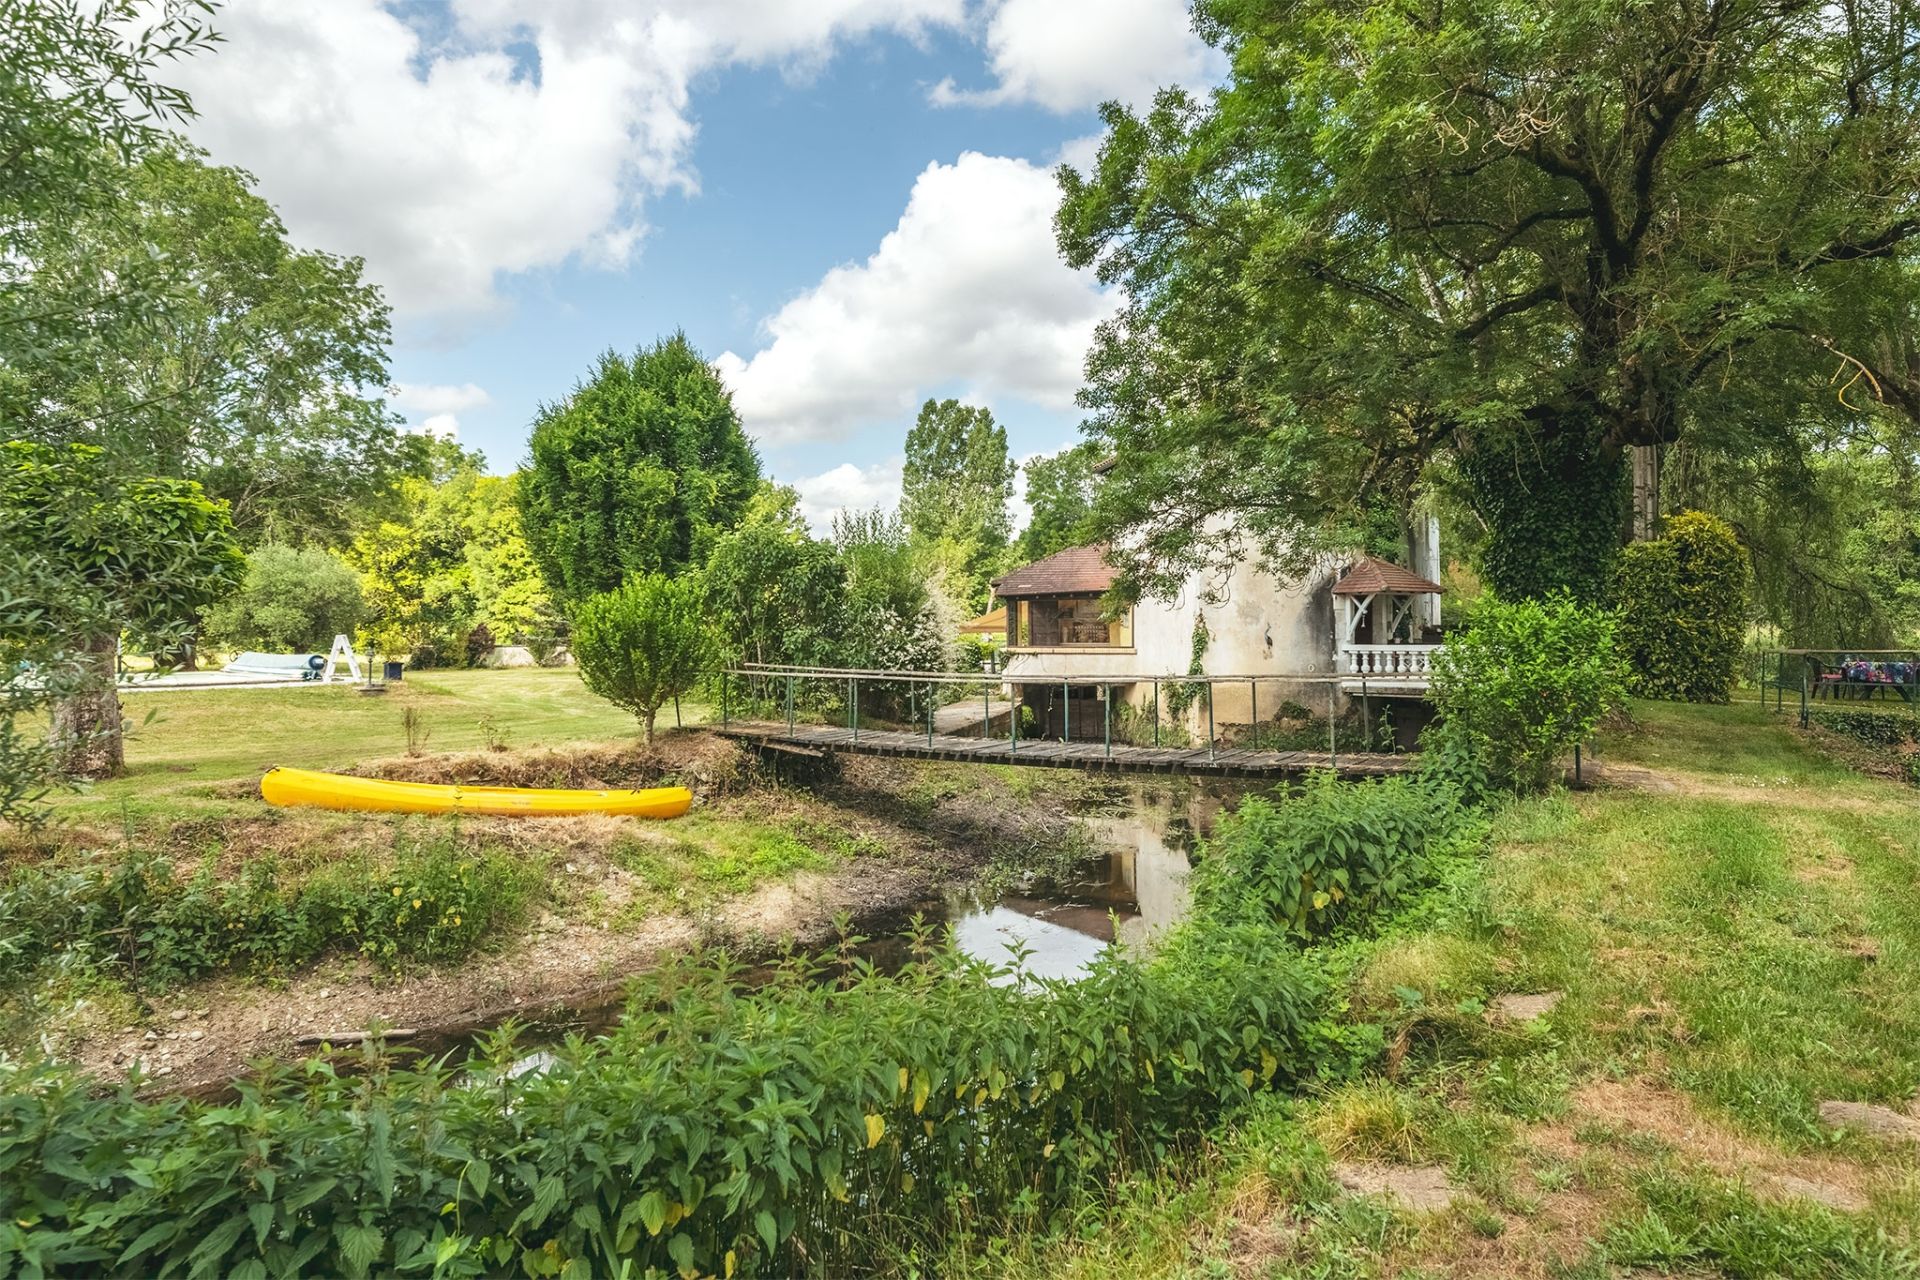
[713,662,1402,765]
[1761,649,1920,727]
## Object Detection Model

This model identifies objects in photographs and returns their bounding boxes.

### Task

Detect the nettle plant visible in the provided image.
[1191,772,1475,937]
[0,921,1359,1279]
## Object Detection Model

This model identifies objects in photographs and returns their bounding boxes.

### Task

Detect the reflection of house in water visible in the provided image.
[948,788,1212,980]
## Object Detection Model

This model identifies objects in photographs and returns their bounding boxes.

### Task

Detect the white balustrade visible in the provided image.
[1338,644,1441,679]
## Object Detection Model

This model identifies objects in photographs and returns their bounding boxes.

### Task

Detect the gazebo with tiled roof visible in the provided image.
[1332,555,1444,688]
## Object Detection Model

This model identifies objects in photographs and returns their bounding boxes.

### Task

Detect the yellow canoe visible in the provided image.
[260,766,692,819]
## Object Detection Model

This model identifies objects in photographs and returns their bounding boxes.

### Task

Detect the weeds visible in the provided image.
[0,835,540,992]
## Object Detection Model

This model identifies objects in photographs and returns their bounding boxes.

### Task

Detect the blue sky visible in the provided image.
[166,1,1222,530]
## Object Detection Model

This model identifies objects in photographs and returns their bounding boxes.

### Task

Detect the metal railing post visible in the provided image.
[851,677,859,742]
[787,675,795,734]
[982,680,990,740]
[1063,680,1070,744]
[1010,685,1018,755]
[1152,678,1160,748]
[1249,677,1257,752]
[721,671,729,728]
[928,679,936,746]
[1361,676,1369,749]
[1206,680,1215,762]
[1103,684,1112,758]
[1800,666,1808,728]
[1328,681,1338,770]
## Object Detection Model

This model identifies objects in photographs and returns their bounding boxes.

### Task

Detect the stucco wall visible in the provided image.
[1001,554,1342,732]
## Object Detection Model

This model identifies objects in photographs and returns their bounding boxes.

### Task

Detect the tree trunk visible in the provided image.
[1630,444,1662,542]
[643,707,656,745]
[50,633,125,779]
[1457,414,1629,601]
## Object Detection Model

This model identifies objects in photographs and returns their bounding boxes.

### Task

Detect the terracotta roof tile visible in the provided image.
[991,544,1116,598]
[1332,555,1444,596]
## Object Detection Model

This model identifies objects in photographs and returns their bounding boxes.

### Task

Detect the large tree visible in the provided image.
[1,442,244,778]
[520,334,761,602]
[1058,0,1920,601]
[24,146,406,544]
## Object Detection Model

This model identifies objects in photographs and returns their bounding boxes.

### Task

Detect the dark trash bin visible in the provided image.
[383,660,404,682]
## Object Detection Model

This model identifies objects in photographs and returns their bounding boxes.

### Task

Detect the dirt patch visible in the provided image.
[1531,1077,1877,1208]
[1333,1162,1464,1212]
[1489,991,1564,1023]
[1590,758,1915,814]
[345,731,750,796]
[1818,1100,1920,1144]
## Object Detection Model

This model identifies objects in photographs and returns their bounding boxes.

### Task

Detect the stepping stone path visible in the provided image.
[1489,991,1563,1023]
[1818,1100,1920,1144]
[1332,1163,1464,1213]
[1764,1173,1867,1214]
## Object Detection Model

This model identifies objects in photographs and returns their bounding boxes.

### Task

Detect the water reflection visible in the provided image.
[943,785,1227,981]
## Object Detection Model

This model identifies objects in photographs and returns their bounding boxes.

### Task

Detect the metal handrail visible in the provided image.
[726,662,1357,686]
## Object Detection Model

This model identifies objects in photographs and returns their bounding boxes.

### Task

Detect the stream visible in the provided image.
[301,783,1235,1079]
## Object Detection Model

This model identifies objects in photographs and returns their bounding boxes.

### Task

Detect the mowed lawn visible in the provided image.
[58,668,695,823]
[974,701,1920,1279]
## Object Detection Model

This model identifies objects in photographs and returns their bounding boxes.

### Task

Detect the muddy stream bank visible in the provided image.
[70,752,1236,1097]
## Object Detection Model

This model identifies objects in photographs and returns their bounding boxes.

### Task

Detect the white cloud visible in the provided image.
[789,457,904,534]
[405,414,462,440]
[715,152,1118,444]
[169,1,968,322]
[930,0,1223,114]
[392,382,493,415]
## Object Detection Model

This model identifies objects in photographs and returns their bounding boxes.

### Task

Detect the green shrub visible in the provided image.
[0,838,538,990]
[1809,707,1920,784]
[1192,773,1472,936]
[1809,706,1920,747]
[1613,511,1749,703]
[1428,594,1625,793]
[0,921,1353,1279]
[573,573,714,743]
[204,543,366,653]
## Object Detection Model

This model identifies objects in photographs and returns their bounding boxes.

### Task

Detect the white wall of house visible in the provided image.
[1001,553,1341,730]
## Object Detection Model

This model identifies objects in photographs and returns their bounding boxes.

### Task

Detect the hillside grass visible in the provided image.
[52,668,702,823]
[964,700,1920,1279]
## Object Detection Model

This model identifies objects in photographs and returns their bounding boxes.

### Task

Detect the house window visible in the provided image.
[1007,597,1132,648]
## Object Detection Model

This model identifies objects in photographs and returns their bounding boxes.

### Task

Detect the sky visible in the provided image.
[163,0,1224,532]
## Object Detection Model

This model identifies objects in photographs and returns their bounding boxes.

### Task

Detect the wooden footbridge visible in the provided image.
[712,665,1411,781]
